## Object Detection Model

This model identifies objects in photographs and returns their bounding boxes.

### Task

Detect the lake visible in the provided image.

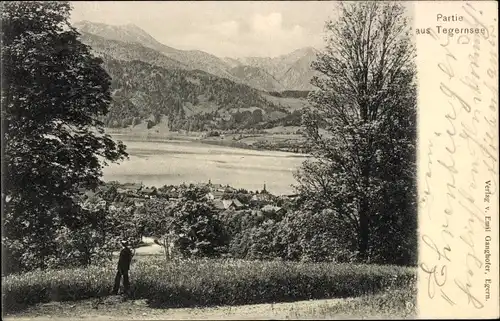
[102,138,309,195]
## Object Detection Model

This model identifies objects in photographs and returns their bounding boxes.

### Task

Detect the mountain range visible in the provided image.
[74,21,317,130]
[75,21,319,92]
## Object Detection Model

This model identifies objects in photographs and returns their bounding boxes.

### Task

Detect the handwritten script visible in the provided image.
[418,1,498,318]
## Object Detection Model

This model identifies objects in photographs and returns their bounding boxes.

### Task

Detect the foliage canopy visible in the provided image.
[2,1,128,272]
[295,2,417,265]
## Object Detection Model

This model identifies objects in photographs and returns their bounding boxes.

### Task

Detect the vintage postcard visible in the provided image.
[1,1,498,320]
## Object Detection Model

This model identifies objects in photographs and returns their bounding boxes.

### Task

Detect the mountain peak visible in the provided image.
[280,47,319,61]
[73,20,162,49]
[232,47,318,91]
[122,23,147,33]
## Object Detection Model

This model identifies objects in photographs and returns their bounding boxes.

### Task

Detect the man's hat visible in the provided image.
[120,239,130,246]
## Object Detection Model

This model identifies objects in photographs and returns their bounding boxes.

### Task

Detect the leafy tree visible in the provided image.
[1,1,128,272]
[136,198,171,237]
[294,2,417,264]
[247,220,282,260]
[139,188,228,259]
[54,198,115,268]
[277,209,357,263]
[172,196,228,258]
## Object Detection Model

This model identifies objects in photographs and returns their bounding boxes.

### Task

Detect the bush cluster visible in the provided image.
[222,208,358,263]
[2,202,129,274]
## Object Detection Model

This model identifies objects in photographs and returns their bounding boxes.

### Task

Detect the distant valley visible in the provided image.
[75,21,318,133]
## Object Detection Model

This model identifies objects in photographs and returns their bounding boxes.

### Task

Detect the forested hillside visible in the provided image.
[76,22,314,131]
[101,56,300,131]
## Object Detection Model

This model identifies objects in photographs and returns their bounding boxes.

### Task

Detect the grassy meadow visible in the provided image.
[2,255,416,317]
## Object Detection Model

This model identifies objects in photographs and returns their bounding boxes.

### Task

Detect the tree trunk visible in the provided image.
[358,161,371,262]
[163,236,170,261]
[358,198,370,262]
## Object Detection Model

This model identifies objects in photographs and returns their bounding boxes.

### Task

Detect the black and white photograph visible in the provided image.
[1,0,497,320]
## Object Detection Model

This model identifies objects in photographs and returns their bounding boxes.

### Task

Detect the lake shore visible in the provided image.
[105,126,308,154]
[101,135,308,195]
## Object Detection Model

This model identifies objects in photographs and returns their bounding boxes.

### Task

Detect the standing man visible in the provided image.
[112,239,135,296]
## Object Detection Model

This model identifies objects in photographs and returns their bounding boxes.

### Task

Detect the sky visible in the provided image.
[70,1,340,58]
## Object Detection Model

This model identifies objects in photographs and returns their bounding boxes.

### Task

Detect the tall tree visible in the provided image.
[1,1,128,272]
[294,2,417,264]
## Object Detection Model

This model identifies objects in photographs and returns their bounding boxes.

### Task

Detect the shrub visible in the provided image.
[2,257,416,313]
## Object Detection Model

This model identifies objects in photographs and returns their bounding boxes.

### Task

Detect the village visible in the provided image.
[79,180,299,217]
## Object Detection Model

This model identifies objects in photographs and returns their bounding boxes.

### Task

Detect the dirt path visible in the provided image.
[3,297,363,320]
